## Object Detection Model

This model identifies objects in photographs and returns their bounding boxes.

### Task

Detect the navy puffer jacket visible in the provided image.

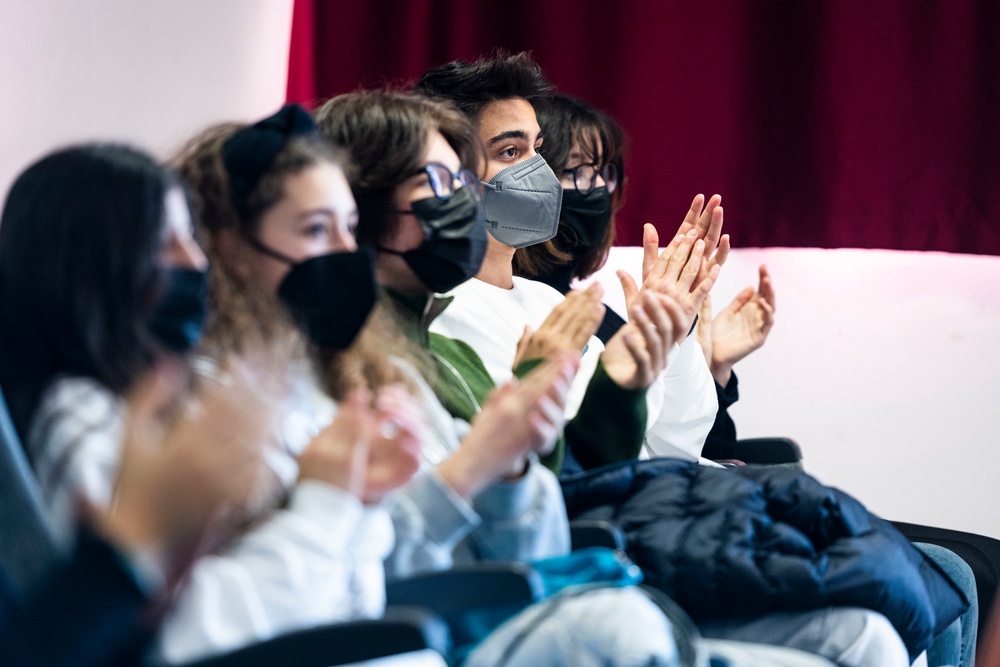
[560,458,967,658]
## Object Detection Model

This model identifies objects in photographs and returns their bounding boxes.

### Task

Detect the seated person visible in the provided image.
[411,52,967,667]
[0,144,275,665]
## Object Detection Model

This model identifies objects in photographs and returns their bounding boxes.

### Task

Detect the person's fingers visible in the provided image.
[689,264,722,312]
[663,230,699,284]
[637,294,668,373]
[708,233,731,272]
[374,385,424,437]
[616,270,640,312]
[677,193,705,237]
[757,298,776,336]
[126,359,188,428]
[531,392,565,433]
[514,324,536,368]
[694,194,722,240]
[677,238,706,293]
[699,293,714,323]
[721,286,756,318]
[621,329,653,386]
[566,299,604,348]
[584,280,605,302]
[642,223,660,281]
[657,294,690,343]
[521,352,577,408]
[701,199,724,251]
[758,264,776,312]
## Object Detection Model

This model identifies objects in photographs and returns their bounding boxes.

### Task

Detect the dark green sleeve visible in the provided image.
[562,359,647,471]
[513,357,647,474]
[427,333,495,423]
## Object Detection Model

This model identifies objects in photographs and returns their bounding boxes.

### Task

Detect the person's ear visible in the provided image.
[214,228,252,280]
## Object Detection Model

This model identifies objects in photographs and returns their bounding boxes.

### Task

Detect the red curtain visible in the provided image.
[287,0,1000,254]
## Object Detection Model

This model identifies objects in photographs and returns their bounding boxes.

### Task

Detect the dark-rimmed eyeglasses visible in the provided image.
[561,162,619,197]
[411,162,483,200]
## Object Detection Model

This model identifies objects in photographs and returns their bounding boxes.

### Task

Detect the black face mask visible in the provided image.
[246,238,378,350]
[559,186,613,254]
[379,187,487,294]
[148,267,208,354]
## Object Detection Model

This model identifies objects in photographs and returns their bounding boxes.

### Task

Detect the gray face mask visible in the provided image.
[480,153,564,249]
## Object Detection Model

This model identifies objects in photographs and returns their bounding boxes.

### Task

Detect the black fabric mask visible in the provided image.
[560,186,613,253]
[379,187,487,293]
[148,268,208,354]
[246,238,378,350]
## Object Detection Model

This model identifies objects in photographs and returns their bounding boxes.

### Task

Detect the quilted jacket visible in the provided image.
[560,458,967,658]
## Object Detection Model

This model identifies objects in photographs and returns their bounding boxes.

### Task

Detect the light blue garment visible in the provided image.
[916,542,978,667]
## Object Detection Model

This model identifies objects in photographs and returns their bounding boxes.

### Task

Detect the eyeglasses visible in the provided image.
[561,162,619,197]
[411,162,483,200]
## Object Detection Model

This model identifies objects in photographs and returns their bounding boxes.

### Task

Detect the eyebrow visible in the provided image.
[486,130,528,146]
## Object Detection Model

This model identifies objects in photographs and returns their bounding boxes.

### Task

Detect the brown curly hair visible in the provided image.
[171,122,405,399]
[314,90,486,387]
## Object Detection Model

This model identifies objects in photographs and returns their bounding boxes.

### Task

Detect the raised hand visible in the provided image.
[437,353,579,498]
[671,193,730,280]
[618,226,720,337]
[617,194,729,317]
[99,356,277,580]
[513,283,605,369]
[601,291,689,391]
[695,294,715,369]
[360,384,425,505]
[706,265,776,386]
[296,388,374,500]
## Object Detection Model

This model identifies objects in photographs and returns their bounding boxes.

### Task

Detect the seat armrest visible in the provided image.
[731,437,803,465]
[570,520,625,551]
[386,563,543,649]
[169,606,449,667]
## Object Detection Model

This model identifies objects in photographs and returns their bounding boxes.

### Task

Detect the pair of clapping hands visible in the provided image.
[514,194,775,391]
[95,354,426,590]
[97,344,582,589]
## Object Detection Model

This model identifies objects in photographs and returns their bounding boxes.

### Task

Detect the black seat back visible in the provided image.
[0,384,59,608]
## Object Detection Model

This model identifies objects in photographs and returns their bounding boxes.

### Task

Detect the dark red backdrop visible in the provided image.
[287,0,1000,254]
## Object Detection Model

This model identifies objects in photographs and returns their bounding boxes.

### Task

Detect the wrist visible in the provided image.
[437,446,493,498]
[710,360,733,387]
[498,455,530,482]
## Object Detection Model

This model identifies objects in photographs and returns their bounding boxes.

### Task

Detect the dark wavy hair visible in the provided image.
[513,94,627,281]
[413,51,553,121]
[0,143,175,439]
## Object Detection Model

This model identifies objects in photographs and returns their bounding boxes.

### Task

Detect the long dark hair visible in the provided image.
[514,94,627,281]
[0,143,174,439]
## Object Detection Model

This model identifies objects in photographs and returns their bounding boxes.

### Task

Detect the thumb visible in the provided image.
[642,223,659,279]
[721,286,756,317]
[129,359,187,420]
[515,324,534,366]
[616,270,640,310]
[699,293,713,323]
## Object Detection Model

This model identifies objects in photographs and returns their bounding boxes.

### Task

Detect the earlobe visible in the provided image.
[214,228,251,279]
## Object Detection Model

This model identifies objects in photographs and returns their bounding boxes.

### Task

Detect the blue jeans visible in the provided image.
[916,543,978,667]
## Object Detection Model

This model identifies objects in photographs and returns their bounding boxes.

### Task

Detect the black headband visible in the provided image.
[221,104,318,215]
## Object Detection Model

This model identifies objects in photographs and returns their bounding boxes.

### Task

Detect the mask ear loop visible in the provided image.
[242,234,298,265]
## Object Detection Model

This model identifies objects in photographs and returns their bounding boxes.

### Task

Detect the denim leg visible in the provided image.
[915,542,978,667]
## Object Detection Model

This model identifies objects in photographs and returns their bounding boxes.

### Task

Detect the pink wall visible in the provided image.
[0,0,294,200]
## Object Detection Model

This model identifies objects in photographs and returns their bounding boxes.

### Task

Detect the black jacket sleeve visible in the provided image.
[0,529,152,667]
